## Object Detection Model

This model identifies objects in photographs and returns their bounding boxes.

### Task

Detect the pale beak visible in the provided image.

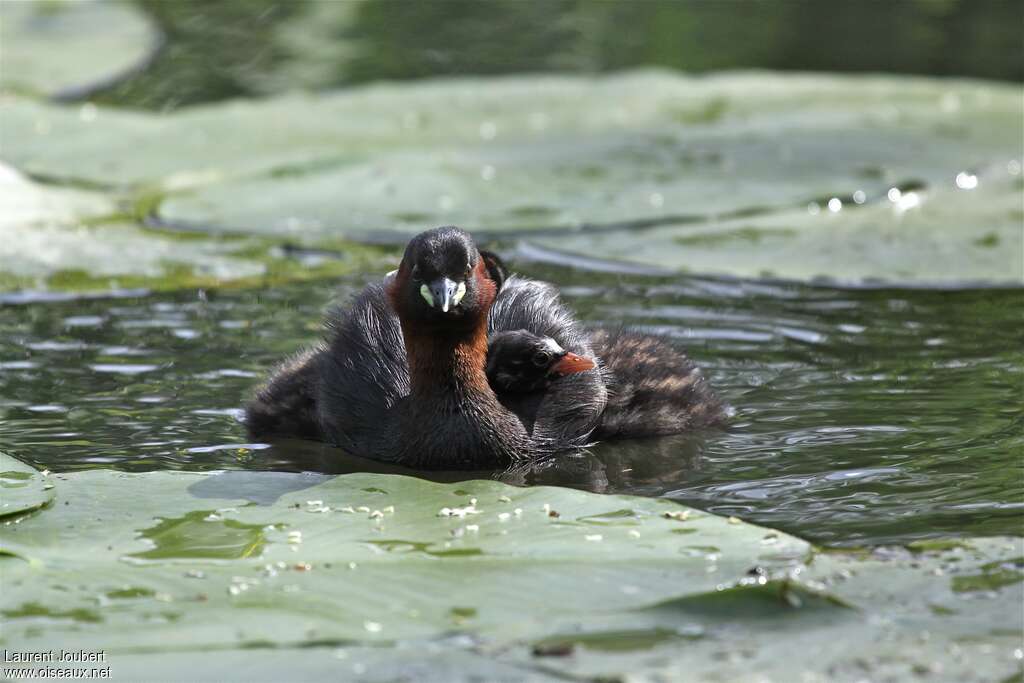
[424,277,466,313]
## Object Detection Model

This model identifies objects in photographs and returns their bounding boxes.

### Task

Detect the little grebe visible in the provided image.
[247,227,606,468]
[483,328,727,437]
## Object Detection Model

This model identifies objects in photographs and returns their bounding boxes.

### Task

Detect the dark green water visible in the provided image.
[2,262,1020,548]
[104,0,1024,110]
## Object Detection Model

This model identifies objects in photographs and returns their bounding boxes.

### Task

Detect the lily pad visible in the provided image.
[0,162,220,290]
[1,467,1021,681]
[0,468,809,651]
[0,165,391,293]
[7,71,1016,282]
[0,164,250,286]
[528,165,1024,283]
[0,162,113,230]
[1,71,1017,198]
[0,452,53,519]
[0,0,160,100]
[492,540,1024,682]
[152,74,1020,249]
[1,220,264,288]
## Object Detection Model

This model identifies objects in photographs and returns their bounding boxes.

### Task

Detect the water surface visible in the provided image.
[2,264,1020,548]
[110,0,1023,110]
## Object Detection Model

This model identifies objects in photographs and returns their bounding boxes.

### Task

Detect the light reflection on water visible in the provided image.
[0,265,1020,548]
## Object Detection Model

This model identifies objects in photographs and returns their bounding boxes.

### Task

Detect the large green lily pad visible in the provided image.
[1,460,1020,681]
[0,0,159,100]
[157,77,1021,242]
[4,71,1018,283]
[0,166,390,293]
[0,452,53,519]
[529,166,1024,283]
[0,162,113,230]
[0,167,257,290]
[499,538,1024,682]
[1,72,1017,197]
[0,466,810,651]
[0,219,273,290]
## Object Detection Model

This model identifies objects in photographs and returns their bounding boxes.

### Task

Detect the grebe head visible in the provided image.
[389,227,504,328]
[486,330,597,393]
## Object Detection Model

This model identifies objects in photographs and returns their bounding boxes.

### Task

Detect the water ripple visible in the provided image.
[0,273,1020,548]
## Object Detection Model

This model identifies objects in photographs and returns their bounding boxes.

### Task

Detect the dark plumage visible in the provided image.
[246,226,727,469]
[483,328,729,439]
[244,346,323,440]
[484,329,600,436]
[589,327,729,438]
[486,330,597,394]
[246,227,606,468]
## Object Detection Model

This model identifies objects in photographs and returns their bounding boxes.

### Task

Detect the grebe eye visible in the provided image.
[410,265,421,281]
[532,351,551,367]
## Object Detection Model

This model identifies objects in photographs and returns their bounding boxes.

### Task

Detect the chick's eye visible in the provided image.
[532,351,551,367]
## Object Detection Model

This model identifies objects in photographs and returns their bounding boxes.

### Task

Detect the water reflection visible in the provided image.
[0,266,1021,548]
[109,0,1023,110]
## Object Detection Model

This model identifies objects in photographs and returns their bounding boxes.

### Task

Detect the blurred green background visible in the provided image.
[108,0,1023,110]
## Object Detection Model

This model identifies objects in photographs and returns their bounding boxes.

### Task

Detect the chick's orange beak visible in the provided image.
[550,352,596,376]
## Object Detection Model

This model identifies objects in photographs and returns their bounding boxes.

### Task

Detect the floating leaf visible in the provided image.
[528,168,1024,283]
[0,166,390,292]
[0,0,159,100]
[1,466,1020,681]
[0,452,53,519]
[151,74,1021,251]
[0,162,113,231]
[3,72,1019,282]
[0,466,807,653]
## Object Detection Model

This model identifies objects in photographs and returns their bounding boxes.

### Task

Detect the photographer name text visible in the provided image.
[4,650,107,664]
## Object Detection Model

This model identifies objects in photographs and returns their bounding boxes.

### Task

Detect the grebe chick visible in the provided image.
[484,327,727,437]
[486,329,597,393]
[588,327,728,438]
